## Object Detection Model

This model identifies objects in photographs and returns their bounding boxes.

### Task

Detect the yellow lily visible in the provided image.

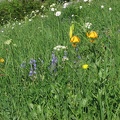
[86,31,98,39]
[70,36,80,43]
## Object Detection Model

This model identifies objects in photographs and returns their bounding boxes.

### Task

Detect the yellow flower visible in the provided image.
[70,36,80,43]
[0,58,4,63]
[82,64,89,69]
[86,31,98,39]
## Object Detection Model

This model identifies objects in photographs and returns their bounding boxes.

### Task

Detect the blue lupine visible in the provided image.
[62,50,69,61]
[29,59,37,77]
[51,53,58,65]
[49,52,58,73]
[29,68,34,76]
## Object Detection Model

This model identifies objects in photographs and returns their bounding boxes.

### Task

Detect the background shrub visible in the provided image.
[0,0,49,25]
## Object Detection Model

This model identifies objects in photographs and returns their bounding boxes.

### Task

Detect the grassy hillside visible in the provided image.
[0,0,120,119]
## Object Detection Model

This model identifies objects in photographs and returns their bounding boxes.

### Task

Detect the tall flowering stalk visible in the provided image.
[69,23,81,65]
[69,23,80,47]
[29,59,37,79]
[62,50,69,62]
[49,52,58,73]
[86,31,99,64]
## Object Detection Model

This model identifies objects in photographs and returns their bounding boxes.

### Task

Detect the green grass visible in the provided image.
[0,0,120,119]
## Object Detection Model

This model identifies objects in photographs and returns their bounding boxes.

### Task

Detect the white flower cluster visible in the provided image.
[4,39,12,45]
[85,22,92,29]
[63,1,73,8]
[63,2,70,8]
[29,9,41,19]
[49,3,61,16]
[50,3,56,12]
[53,45,67,51]
[4,39,17,47]
[62,56,69,62]
[51,8,55,12]
[50,3,56,8]
[83,0,92,2]
[55,11,61,16]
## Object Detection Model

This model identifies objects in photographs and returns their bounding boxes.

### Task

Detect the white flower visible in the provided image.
[84,0,92,2]
[4,39,12,45]
[85,22,92,29]
[63,2,69,8]
[109,7,112,11]
[84,0,88,2]
[88,0,92,2]
[19,23,21,25]
[53,45,67,51]
[55,11,61,16]
[50,3,56,7]
[72,14,74,17]
[41,5,44,9]
[41,15,44,18]
[101,5,104,9]
[52,3,56,6]
[29,19,32,21]
[13,44,17,47]
[61,46,67,49]
[41,15,48,18]
[31,11,35,13]
[62,56,69,62]
[80,6,82,9]
[35,10,39,13]
[51,8,55,11]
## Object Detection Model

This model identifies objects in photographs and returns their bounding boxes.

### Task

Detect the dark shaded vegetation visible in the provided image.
[0,0,56,25]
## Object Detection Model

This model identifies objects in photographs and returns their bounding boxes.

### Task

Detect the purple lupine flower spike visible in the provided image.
[29,59,37,77]
[62,50,69,62]
[49,52,58,73]
[51,53,58,65]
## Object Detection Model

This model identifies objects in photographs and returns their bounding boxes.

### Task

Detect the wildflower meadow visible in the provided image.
[0,0,120,119]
